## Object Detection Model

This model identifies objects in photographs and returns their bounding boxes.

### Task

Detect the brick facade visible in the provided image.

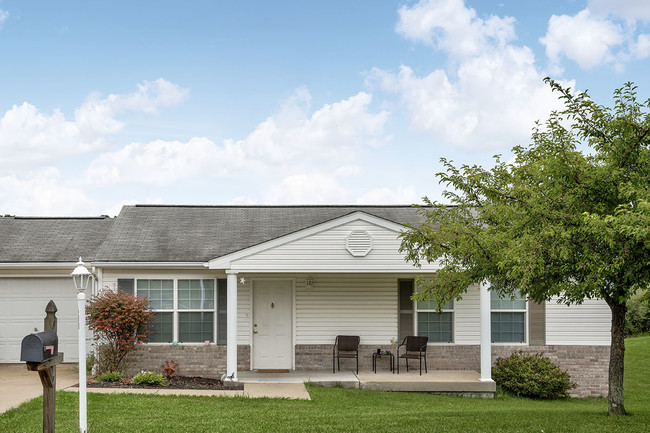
[297,343,608,397]
[129,343,608,397]
[492,345,610,397]
[129,345,249,378]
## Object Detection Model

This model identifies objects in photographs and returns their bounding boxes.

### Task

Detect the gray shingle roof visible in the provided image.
[0,205,425,264]
[0,217,114,263]
[94,205,424,262]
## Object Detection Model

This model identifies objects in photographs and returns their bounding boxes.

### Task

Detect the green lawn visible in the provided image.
[2,336,649,432]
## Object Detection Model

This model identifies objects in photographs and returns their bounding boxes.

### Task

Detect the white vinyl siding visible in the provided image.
[237,280,251,345]
[546,298,611,345]
[454,286,481,344]
[294,274,397,345]
[228,220,440,273]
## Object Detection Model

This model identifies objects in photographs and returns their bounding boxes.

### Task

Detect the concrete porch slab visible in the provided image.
[243,383,311,400]
[238,370,359,389]
[357,370,495,395]
[238,369,495,397]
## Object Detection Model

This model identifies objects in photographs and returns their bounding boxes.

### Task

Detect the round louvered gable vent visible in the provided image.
[346,231,373,257]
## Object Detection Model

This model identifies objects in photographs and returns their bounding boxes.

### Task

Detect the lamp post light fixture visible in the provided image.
[71,257,91,433]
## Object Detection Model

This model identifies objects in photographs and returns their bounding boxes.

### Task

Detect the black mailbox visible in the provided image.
[20,331,58,363]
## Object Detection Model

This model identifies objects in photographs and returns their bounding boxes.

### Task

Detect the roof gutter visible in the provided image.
[0,262,79,269]
[91,262,206,269]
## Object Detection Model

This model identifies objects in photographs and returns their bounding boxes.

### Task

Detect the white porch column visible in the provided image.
[479,281,493,382]
[226,271,238,381]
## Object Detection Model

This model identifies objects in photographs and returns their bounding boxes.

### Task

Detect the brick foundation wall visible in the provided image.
[128,343,608,397]
[492,345,609,397]
[129,345,250,378]
[295,344,480,371]
[296,344,608,397]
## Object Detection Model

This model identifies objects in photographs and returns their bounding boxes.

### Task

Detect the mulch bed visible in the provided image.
[87,375,244,390]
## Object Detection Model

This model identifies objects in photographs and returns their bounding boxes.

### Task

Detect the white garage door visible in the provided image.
[0,277,87,363]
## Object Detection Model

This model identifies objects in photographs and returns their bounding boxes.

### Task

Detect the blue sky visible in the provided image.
[1,0,649,216]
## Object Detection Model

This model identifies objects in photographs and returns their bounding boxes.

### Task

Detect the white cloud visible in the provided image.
[589,0,650,21]
[372,0,565,150]
[88,90,389,187]
[264,173,351,204]
[88,137,219,185]
[0,78,188,166]
[0,9,8,28]
[356,186,420,204]
[631,33,650,58]
[540,9,624,70]
[0,169,95,216]
[395,0,516,60]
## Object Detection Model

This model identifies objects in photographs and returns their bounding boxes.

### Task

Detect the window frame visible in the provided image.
[415,298,455,344]
[402,279,455,345]
[490,291,528,344]
[117,276,220,345]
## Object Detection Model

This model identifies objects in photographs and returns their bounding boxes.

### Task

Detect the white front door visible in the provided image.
[252,280,292,370]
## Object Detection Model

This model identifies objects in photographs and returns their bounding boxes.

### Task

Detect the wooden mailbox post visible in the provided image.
[21,300,63,433]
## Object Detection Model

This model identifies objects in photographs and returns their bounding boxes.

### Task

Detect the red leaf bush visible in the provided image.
[87,290,154,374]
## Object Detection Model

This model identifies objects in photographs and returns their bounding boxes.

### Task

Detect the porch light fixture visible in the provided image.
[71,257,91,433]
[305,277,313,290]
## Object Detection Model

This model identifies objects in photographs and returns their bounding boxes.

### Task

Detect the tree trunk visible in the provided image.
[607,300,627,416]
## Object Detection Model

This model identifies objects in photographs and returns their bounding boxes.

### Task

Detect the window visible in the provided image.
[178,279,214,343]
[491,291,527,343]
[417,298,454,343]
[398,279,455,343]
[116,278,225,344]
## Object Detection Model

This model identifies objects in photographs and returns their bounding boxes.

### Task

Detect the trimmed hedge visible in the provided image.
[492,352,576,399]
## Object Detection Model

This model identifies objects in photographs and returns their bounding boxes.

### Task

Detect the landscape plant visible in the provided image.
[492,352,576,399]
[1,336,648,433]
[400,79,650,415]
[625,289,650,335]
[86,289,155,374]
[132,371,166,386]
[96,371,123,383]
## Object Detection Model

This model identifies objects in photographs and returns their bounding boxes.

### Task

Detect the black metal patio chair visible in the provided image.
[397,336,428,375]
[332,335,360,374]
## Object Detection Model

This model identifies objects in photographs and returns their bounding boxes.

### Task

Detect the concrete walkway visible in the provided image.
[0,363,79,413]
[0,363,310,414]
[62,382,311,400]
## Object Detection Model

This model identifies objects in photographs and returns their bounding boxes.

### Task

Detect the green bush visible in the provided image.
[626,290,650,336]
[132,371,166,386]
[492,352,576,399]
[96,371,123,383]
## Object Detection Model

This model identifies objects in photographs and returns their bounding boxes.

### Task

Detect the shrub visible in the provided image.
[96,371,123,383]
[626,290,650,336]
[132,371,166,386]
[86,290,155,374]
[492,352,576,399]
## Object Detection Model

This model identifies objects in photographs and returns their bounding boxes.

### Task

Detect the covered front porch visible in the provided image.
[238,369,495,397]
[207,211,495,389]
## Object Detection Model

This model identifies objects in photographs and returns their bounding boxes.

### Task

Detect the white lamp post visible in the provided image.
[71,257,91,433]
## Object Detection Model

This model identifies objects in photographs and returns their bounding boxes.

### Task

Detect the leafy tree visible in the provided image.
[86,290,154,374]
[400,79,650,416]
